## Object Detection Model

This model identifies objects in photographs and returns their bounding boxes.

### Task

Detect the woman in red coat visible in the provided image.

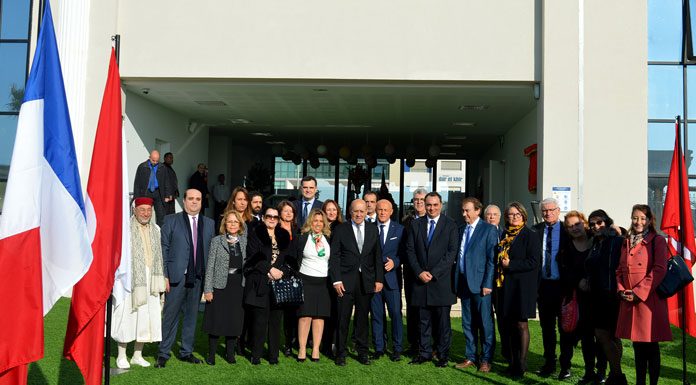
[615,204,671,385]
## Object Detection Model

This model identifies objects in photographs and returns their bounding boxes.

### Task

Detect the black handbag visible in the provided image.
[271,269,304,306]
[657,254,694,298]
[655,238,694,298]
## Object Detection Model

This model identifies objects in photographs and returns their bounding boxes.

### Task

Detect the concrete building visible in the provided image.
[1,0,655,227]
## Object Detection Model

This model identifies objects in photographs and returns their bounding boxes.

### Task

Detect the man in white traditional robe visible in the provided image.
[112,197,166,369]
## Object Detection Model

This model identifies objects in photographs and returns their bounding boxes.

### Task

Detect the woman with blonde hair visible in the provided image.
[287,208,333,361]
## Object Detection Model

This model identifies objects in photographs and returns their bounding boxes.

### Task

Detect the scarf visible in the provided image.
[130,216,166,308]
[495,223,525,288]
[311,233,326,257]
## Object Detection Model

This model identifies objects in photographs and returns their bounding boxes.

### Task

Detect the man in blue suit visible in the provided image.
[293,175,323,227]
[454,197,498,373]
[370,199,405,361]
[155,189,215,367]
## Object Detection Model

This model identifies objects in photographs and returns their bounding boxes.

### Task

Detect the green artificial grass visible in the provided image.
[27,298,696,385]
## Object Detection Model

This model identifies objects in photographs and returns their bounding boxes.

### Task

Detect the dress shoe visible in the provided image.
[250,357,261,365]
[409,356,430,365]
[595,373,607,384]
[296,356,306,363]
[116,357,130,369]
[435,359,448,368]
[605,373,627,385]
[536,364,556,377]
[179,354,201,364]
[455,359,476,369]
[390,352,402,362]
[371,351,384,360]
[578,371,595,384]
[478,362,491,373]
[283,347,293,357]
[269,359,279,365]
[154,357,167,368]
[335,357,346,366]
[205,356,215,366]
[558,369,571,380]
[225,354,236,364]
[357,355,371,365]
[130,356,150,368]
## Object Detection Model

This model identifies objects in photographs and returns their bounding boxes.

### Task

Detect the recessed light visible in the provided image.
[440,152,457,156]
[229,118,252,124]
[445,136,467,140]
[195,100,227,106]
[266,141,285,145]
[452,122,475,127]
[458,105,489,111]
[250,132,272,137]
[441,144,461,148]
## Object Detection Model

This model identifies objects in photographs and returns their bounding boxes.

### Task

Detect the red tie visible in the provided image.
[192,216,198,265]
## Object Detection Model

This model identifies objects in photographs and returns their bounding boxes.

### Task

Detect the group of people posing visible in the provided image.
[115,158,673,385]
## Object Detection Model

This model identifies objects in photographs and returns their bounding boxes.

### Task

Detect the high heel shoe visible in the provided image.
[296,356,306,362]
[310,357,320,362]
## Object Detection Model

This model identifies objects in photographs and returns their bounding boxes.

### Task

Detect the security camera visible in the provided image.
[141,88,150,95]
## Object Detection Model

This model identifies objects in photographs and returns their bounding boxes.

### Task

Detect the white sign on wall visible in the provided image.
[552,186,571,212]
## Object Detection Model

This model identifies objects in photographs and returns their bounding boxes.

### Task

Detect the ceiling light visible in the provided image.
[452,122,476,127]
[229,118,252,124]
[440,152,457,156]
[441,144,461,148]
[266,141,285,145]
[445,136,467,140]
[250,132,272,137]
[194,100,227,106]
[458,104,489,111]
[324,124,371,128]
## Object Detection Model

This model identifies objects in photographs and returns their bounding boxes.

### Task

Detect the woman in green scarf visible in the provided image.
[495,201,541,377]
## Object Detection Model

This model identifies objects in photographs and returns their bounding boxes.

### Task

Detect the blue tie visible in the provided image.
[427,219,436,246]
[459,225,471,274]
[379,224,385,248]
[303,201,310,224]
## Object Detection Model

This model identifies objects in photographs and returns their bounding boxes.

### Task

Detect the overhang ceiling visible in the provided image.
[122,79,537,159]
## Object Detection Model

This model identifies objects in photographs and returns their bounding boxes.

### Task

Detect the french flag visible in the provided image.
[0,2,92,384]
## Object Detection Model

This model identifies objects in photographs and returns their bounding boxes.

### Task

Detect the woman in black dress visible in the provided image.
[288,208,332,362]
[244,207,291,365]
[203,210,247,365]
[495,201,540,377]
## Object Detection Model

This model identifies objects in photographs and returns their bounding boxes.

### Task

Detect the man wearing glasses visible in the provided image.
[534,198,571,379]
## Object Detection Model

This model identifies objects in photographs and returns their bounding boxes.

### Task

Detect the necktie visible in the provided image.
[147,163,158,192]
[356,224,364,253]
[303,202,310,223]
[192,216,198,266]
[545,225,553,278]
[427,219,436,246]
[459,225,471,274]
[379,224,385,248]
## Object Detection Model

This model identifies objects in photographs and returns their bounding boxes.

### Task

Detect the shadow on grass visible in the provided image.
[57,357,83,385]
[27,362,49,385]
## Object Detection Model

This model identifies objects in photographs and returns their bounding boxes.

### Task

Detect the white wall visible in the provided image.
[124,91,210,215]
[117,0,537,82]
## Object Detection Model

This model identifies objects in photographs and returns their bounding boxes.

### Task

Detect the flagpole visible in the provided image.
[101,34,120,385]
[676,116,689,385]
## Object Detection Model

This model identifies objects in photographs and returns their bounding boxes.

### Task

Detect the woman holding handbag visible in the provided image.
[559,211,606,383]
[616,204,671,385]
[244,206,291,365]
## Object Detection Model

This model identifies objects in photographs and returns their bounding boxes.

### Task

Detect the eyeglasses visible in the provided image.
[264,215,279,220]
[507,213,523,218]
[589,220,604,227]
[541,208,559,213]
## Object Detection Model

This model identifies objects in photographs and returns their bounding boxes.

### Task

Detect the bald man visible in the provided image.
[133,150,168,227]
[329,199,384,366]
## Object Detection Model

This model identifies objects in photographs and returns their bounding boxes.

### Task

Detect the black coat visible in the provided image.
[405,215,459,307]
[496,226,540,319]
[329,222,384,294]
[133,160,167,199]
[243,224,291,308]
[188,171,209,208]
[162,163,179,198]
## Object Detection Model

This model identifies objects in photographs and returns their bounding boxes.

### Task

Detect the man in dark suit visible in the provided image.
[188,163,209,216]
[294,175,323,227]
[484,204,503,236]
[535,197,571,379]
[370,199,405,361]
[162,152,179,215]
[401,188,427,356]
[155,189,215,367]
[406,192,459,367]
[363,191,378,223]
[330,199,384,366]
[454,197,498,373]
[133,150,168,227]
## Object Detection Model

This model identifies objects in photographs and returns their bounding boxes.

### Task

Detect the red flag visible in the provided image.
[63,48,123,385]
[660,119,696,338]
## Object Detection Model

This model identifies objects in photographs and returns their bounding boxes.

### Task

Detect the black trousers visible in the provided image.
[418,305,452,360]
[538,279,563,366]
[336,277,372,358]
[283,307,298,349]
[403,266,420,352]
[249,299,283,362]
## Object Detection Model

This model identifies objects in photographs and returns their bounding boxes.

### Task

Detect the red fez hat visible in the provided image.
[134,197,154,207]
